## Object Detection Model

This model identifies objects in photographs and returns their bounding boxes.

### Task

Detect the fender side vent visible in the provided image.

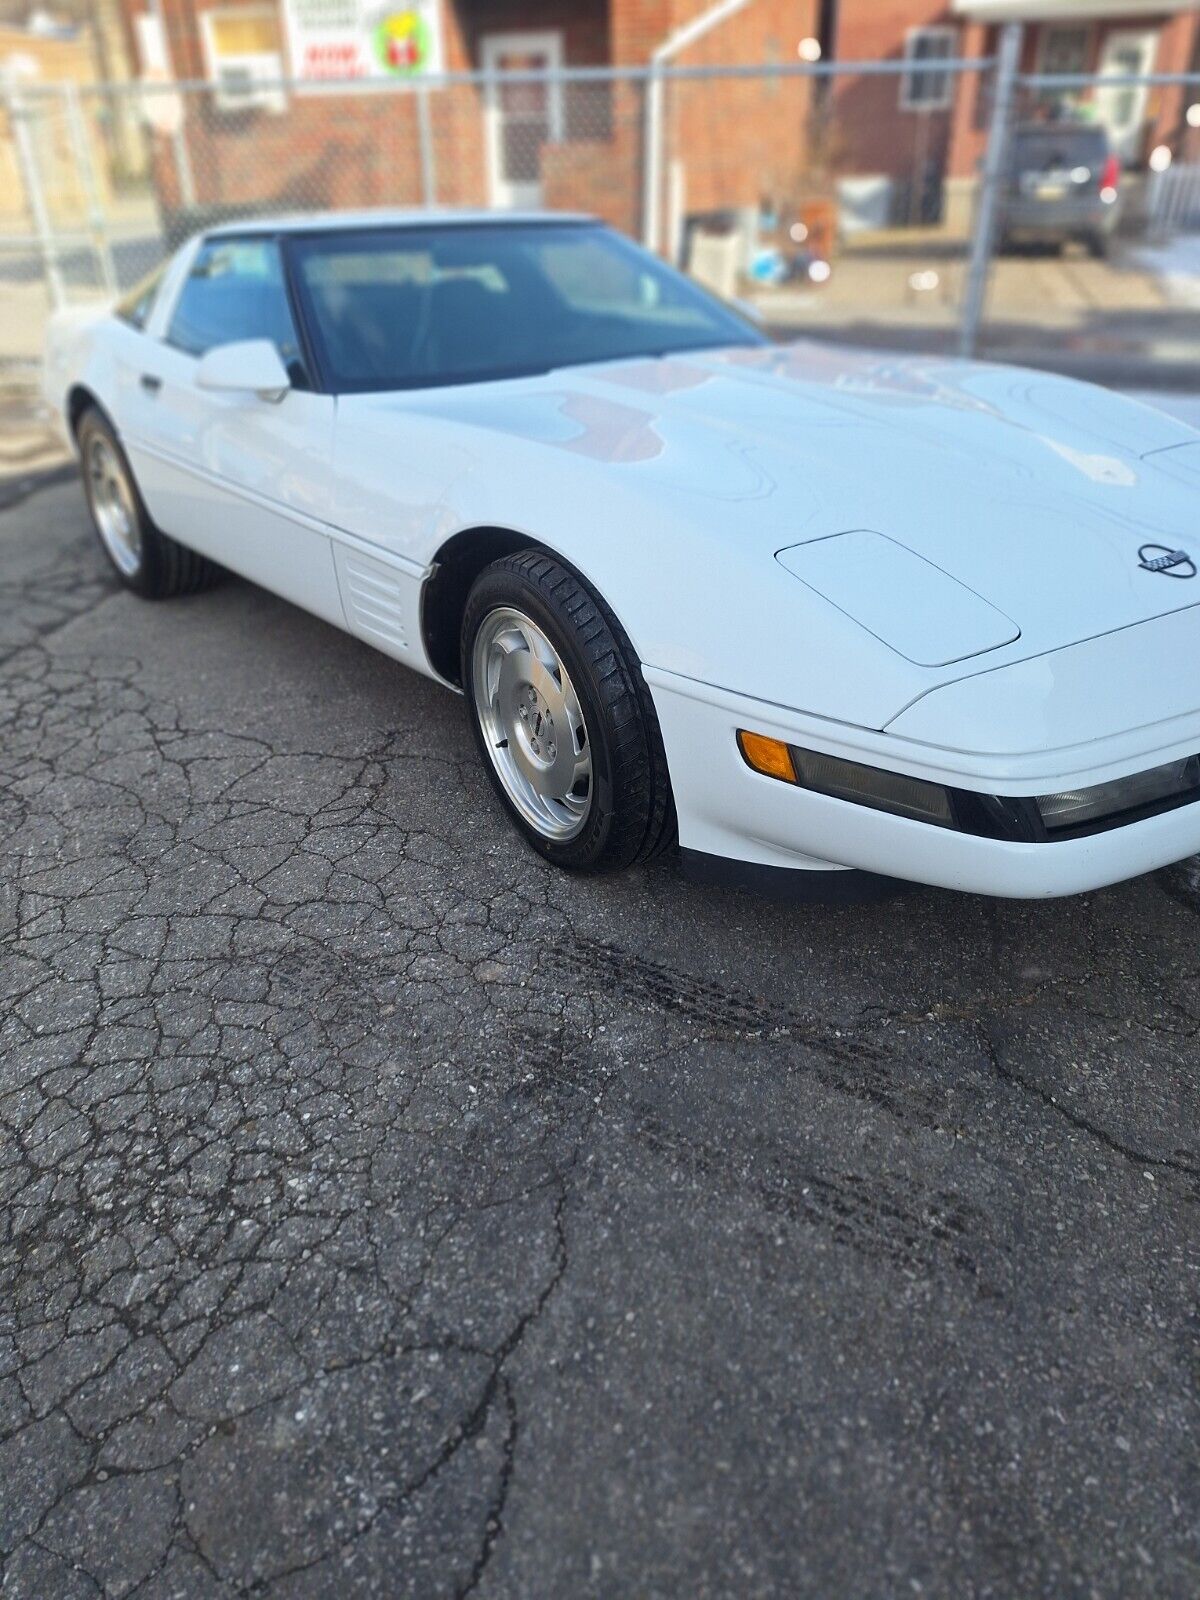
[337,549,409,654]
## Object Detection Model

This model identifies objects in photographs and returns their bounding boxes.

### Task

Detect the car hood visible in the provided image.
[349,342,1200,727]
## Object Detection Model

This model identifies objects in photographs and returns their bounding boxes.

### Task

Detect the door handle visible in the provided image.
[140,373,162,395]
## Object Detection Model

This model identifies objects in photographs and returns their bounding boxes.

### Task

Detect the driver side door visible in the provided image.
[127,235,343,626]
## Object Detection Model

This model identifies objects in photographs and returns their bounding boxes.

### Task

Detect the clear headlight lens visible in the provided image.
[1036,756,1200,831]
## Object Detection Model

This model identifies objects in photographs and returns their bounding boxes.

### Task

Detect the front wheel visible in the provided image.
[461,550,676,873]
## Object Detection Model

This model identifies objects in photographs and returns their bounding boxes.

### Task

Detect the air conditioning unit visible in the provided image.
[213,53,287,115]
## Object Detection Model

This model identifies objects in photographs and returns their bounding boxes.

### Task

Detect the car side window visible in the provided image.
[167,238,306,383]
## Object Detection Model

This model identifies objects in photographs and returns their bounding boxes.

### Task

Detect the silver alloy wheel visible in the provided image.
[472,606,593,842]
[86,434,142,577]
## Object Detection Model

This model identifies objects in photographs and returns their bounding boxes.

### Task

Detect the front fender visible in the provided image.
[436,440,931,731]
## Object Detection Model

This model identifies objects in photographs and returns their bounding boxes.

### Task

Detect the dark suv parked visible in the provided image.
[998,123,1122,257]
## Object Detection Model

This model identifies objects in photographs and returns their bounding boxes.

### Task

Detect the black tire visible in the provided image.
[1086,231,1109,260]
[461,549,677,873]
[77,407,221,599]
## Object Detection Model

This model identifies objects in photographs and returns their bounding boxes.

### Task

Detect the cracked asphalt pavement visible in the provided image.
[2,478,1199,1600]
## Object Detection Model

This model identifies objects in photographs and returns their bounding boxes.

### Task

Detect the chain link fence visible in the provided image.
[3,42,1200,385]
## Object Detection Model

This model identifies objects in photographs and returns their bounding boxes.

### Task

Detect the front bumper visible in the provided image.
[646,666,1200,899]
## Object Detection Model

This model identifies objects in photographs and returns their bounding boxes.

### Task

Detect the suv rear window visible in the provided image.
[1011,127,1108,173]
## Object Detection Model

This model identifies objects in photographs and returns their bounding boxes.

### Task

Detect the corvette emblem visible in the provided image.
[1137,543,1197,578]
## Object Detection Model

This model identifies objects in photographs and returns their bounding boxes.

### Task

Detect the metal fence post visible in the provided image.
[172,94,197,211]
[6,80,67,312]
[959,21,1022,359]
[64,83,118,295]
[417,85,437,207]
[642,64,664,250]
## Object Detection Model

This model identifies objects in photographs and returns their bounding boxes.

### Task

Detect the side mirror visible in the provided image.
[195,339,290,402]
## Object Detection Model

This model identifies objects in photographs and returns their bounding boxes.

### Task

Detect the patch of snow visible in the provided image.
[1130,235,1200,309]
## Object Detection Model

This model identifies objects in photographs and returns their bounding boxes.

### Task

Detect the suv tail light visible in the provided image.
[1099,154,1121,200]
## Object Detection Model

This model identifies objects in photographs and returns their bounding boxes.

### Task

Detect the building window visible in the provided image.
[1036,23,1090,110]
[1038,25,1090,78]
[200,8,287,114]
[900,27,957,113]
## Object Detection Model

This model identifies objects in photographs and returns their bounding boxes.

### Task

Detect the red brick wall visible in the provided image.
[544,0,826,238]
[826,1,962,187]
[611,0,671,64]
[663,0,821,220]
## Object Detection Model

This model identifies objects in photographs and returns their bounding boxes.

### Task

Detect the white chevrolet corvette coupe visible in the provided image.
[44,210,1200,899]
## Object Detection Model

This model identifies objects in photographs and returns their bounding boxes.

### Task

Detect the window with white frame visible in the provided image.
[200,8,287,114]
[1038,24,1090,77]
[1035,23,1090,109]
[900,26,957,112]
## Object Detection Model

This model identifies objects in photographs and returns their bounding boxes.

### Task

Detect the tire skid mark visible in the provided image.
[546,935,805,1035]
[631,1110,1006,1297]
[544,935,957,1131]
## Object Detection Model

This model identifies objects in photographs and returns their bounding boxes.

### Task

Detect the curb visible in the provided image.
[0,462,78,514]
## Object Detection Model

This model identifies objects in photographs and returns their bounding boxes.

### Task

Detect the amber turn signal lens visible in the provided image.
[737,730,796,783]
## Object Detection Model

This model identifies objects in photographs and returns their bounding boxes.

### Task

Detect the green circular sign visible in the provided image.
[373,10,430,75]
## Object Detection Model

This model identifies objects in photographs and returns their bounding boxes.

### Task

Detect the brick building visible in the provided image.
[118,0,1200,243]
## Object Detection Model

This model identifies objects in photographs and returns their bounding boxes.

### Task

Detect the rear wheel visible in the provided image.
[78,408,220,598]
[461,550,676,873]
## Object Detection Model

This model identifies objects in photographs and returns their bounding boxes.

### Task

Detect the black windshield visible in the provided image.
[287,221,765,392]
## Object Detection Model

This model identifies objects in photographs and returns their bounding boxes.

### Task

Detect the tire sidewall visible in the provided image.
[462,563,625,871]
